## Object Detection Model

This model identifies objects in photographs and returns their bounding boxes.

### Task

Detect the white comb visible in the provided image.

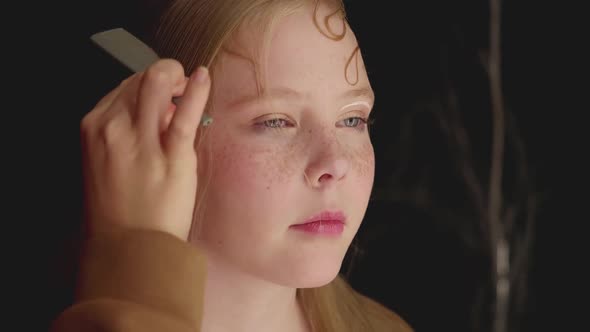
[90,28,213,126]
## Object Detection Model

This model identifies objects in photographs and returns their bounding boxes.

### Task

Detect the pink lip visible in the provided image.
[290,210,346,235]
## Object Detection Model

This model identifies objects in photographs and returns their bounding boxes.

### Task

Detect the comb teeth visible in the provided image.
[90,28,160,73]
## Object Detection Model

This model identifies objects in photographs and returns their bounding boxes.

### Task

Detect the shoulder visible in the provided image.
[331,276,414,332]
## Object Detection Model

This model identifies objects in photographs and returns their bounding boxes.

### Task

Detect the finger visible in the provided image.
[98,73,144,129]
[164,66,211,159]
[95,73,138,112]
[81,84,135,176]
[160,77,190,134]
[99,107,134,151]
[135,59,186,147]
[81,74,138,135]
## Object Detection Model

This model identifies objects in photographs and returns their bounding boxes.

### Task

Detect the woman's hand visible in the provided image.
[80,59,210,241]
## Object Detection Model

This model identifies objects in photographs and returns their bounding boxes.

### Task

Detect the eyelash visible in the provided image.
[256,116,371,131]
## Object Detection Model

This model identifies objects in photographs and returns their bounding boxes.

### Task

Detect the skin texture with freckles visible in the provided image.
[195,2,375,292]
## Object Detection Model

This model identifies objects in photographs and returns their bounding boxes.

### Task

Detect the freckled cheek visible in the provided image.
[349,141,375,180]
[207,145,258,187]
[347,143,375,213]
[204,141,297,192]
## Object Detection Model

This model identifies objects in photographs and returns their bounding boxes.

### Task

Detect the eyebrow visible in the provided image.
[228,86,375,108]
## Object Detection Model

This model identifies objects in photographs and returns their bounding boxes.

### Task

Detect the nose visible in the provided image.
[304,136,350,189]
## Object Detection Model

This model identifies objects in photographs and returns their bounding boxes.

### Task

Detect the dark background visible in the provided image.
[14,0,583,331]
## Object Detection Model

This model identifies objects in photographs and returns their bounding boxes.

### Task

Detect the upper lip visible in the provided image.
[293,210,346,225]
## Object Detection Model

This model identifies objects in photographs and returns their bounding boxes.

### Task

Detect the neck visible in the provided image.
[199,253,310,332]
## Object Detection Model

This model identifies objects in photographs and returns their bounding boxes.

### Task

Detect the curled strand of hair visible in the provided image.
[345,46,360,86]
[313,0,346,41]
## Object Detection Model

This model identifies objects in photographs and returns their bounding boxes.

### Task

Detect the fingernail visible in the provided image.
[192,66,209,83]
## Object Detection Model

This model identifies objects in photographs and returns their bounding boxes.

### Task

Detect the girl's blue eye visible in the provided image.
[263,118,290,128]
[343,117,365,127]
[254,117,295,131]
[338,116,369,130]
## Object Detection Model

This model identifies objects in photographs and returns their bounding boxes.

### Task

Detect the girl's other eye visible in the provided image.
[337,116,369,131]
[254,116,295,131]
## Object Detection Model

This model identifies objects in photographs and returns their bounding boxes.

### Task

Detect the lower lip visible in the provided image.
[290,220,344,235]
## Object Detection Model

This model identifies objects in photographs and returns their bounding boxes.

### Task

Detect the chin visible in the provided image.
[294,268,341,288]
[270,251,346,288]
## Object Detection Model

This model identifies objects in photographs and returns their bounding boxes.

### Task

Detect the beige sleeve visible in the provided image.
[50,228,207,332]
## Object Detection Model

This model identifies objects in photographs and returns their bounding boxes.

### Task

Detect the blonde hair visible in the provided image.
[149,1,398,331]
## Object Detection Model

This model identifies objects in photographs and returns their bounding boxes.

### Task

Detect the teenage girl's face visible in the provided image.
[196,2,375,287]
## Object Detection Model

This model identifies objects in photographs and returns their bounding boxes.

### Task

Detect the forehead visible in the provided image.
[212,3,371,106]
[265,4,364,84]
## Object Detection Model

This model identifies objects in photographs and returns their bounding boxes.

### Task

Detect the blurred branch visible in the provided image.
[429,91,489,244]
[377,0,537,329]
[487,0,511,330]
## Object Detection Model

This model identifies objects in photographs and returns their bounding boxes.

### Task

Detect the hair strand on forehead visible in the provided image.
[345,46,360,86]
[312,0,346,41]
